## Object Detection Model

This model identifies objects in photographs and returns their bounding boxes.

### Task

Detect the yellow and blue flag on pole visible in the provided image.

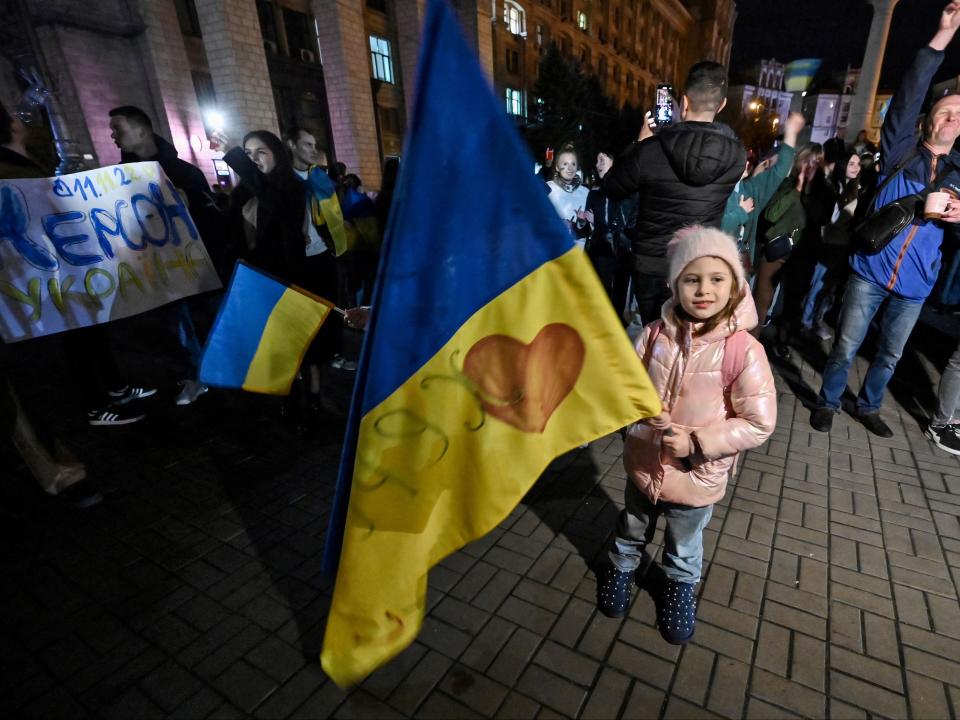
[320,0,660,687]
[784,58,822,92]
[198,262,333,395]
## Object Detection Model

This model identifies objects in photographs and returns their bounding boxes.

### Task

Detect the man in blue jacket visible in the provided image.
[811,1,960,437]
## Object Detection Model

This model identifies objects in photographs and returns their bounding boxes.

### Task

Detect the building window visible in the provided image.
[505,88,524,116]
[284,9,317,62]
[559,0,571,19]
[192,72,217,129]
[256,0,278,45]
[577,11,588,31]
[369,35,394,83]
[174,0,202,37]
[504,1,526,35]
[598,55,607,81]
[536,23,543,46]
[506,49,520,74]
[367,0,387,12]
[379,106,402,135]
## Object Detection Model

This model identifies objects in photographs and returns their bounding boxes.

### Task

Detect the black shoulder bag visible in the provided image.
[852,148,938,255]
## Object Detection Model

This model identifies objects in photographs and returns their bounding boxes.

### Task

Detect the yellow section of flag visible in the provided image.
[320,248,661,686]
[243,286,332,394]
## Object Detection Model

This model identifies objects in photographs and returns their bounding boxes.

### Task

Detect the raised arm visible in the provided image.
[881,3,960,167]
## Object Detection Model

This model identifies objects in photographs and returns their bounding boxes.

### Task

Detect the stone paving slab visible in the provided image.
[1,320,960,719]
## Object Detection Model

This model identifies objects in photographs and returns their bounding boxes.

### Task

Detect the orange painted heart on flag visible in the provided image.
[462,323,585,433]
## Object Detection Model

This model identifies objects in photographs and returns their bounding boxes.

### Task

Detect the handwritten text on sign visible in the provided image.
[0,161,222,342]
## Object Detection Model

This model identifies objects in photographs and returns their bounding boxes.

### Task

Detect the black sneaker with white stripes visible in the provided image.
[926,423,960,456]
[107,386,157,405]
[87,408,145,426]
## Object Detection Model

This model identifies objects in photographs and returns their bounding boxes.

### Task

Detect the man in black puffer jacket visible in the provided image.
[604,62,746,325]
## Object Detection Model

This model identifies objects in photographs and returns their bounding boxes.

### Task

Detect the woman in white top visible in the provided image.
[546,146,591,244]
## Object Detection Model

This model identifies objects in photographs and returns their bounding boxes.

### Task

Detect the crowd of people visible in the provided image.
[1,102,392,508]
[548,3,960,643]
[3,0,960,653]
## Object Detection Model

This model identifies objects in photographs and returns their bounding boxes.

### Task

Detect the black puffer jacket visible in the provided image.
[604,121,746,268]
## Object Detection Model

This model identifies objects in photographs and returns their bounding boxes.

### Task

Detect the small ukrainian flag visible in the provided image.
[198,262,333,395]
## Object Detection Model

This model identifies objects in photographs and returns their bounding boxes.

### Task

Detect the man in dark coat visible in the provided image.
[604,61,746,325]
[109,105,223,406]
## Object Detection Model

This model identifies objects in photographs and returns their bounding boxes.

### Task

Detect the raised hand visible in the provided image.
[783,111,805,147]
[941,1,960,32]
[931,2,960,50]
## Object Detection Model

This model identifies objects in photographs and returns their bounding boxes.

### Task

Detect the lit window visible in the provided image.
[369,35,394,83]
[536,23,543,46]
[577,11,588,30]
[504,1,525,35]
[505,88,524,116]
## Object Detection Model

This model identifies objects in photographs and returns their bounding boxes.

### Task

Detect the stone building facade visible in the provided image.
[491,0,736,122]
[0,0,735,190]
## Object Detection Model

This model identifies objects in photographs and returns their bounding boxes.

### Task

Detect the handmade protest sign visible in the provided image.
[0,161,222,342]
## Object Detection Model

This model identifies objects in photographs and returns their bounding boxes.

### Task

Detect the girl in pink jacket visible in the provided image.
[598,226,777,644]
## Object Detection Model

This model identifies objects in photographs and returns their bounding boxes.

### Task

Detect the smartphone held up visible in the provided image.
[655,84,674,126]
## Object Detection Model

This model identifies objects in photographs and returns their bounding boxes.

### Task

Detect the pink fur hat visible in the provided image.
[666,225,746,293]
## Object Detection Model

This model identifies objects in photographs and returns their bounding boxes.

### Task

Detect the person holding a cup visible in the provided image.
[811,1,960,438]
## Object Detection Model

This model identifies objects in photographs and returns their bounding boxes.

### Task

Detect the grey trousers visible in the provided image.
[933,341,960,426]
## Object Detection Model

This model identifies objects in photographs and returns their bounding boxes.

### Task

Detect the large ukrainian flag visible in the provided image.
[199,262,333,395]
[320,0,660,686]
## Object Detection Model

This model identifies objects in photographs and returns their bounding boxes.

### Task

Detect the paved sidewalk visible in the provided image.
[2,323,960,719]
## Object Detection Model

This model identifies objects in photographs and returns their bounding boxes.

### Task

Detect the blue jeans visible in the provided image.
[801,262,830,328]
[610,480,713,584]
[170,292,224,379]
[817,273,923,414]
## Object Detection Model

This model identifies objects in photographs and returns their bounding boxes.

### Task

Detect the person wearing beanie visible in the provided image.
[596,225,777,645]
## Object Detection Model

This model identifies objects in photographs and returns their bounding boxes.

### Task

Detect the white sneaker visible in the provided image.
[329,354,357,372]
[88,408,144,426]
[176,380,208,406]
[107,386,157,405]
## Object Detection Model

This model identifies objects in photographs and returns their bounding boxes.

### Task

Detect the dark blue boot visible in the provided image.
[597,566,636,618]
[658,580,697,644]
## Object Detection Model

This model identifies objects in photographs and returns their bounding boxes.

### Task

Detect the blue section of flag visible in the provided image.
[340,187,375,220]
[198,262,284,388]
[305,166,336,199]
[321,0,575,578]
[356,6,572,417]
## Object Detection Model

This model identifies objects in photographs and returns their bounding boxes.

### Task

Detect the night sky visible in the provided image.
[730,0,960,92]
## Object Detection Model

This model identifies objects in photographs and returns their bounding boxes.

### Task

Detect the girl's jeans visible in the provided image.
[610,480,713,584]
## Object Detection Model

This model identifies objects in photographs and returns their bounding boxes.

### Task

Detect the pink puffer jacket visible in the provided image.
[623,287,777,507]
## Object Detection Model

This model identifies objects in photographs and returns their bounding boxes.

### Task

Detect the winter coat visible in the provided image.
[623,288,777,507]
[603,121,746,273]
[224,147,306,282]
[721,143,796,268]
[584,187,630,256]
[850,46,960,302]
[121,134,228,278]
[546,180,590,239]
[0,146,50,179]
